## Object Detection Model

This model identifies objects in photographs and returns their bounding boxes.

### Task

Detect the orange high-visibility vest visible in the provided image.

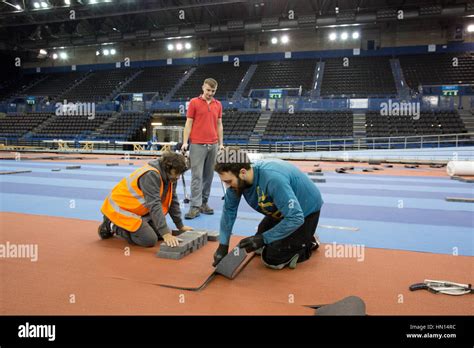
[101,164,173,232]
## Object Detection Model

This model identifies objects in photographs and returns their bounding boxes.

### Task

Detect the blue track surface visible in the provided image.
[1,160,473,256]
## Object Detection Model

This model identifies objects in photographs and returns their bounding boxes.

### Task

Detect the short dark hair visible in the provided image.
[214,147,251,177]
[159,151,188,175]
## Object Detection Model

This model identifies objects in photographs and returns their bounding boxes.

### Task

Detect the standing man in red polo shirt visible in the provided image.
[181,78,225,219]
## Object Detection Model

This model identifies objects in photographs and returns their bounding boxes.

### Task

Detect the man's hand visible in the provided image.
[163,233,181,247]
[181,143,189,152]
[219,144,225,151]
[179,225,193,232]
[238,235,264,253]
[212,244,229,267]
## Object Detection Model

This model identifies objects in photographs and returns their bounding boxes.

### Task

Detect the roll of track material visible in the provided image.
[446,161,474,177]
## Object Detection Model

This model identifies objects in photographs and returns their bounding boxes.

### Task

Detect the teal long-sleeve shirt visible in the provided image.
[219,159,324,245]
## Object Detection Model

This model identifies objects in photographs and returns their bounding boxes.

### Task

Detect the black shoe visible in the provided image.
[98,216,114,239]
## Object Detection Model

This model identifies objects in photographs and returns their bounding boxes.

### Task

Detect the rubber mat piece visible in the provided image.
[314,296,366,316]
[311,178,326,183]
[0,170,32,175]
[157,247,254,291]
[445,197,474,203]
[215,247,249,279]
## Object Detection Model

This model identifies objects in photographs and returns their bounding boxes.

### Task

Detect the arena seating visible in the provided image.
[25,72,88,101]
[399,53,474,89]
[263,111,353,140]
[222,109,260,140]
[0,112,52,138]
[61,69,138,103]
[244,59,317,96]
[172,62,251,101]
[365,110,467,137]
[32,112,112,139]
[98,112,151,140]
[0,75,45,101]
[0,53,471,145]
[122,66,190,98]
[321,56,397,97]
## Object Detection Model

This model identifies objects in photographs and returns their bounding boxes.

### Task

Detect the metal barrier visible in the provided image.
[2,134,473,155]
[273,133,474,153]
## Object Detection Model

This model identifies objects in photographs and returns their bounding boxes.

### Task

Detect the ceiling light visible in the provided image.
[352,31,360,39]
[281,35,289,44]
[176,43,183,50]
[329,32,337,41]
[271,37,278,44]
[184,42,191,50]
[167,44,174,51]
[340,32,348,40]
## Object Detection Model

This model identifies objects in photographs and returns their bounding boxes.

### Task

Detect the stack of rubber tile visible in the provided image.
[157,229,220,260]
[157,230,208,260]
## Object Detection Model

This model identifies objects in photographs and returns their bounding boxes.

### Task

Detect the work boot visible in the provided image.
[185,206,201,219]
[98,216,114,239]
[200,202,214,215]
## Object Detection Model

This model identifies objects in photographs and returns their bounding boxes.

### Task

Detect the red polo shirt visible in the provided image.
[187,95,222,144]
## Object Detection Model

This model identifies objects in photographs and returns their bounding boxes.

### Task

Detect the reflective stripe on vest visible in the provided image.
[100,165,173,232]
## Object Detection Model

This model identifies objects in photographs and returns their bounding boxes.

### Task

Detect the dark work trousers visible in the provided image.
[112,214,162,247]
[256,210,321,266]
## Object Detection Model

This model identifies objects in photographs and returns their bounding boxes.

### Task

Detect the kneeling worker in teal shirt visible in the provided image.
[213,148,324,270]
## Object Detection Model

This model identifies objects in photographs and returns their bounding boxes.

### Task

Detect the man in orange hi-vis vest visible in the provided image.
[98,152,193,247]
